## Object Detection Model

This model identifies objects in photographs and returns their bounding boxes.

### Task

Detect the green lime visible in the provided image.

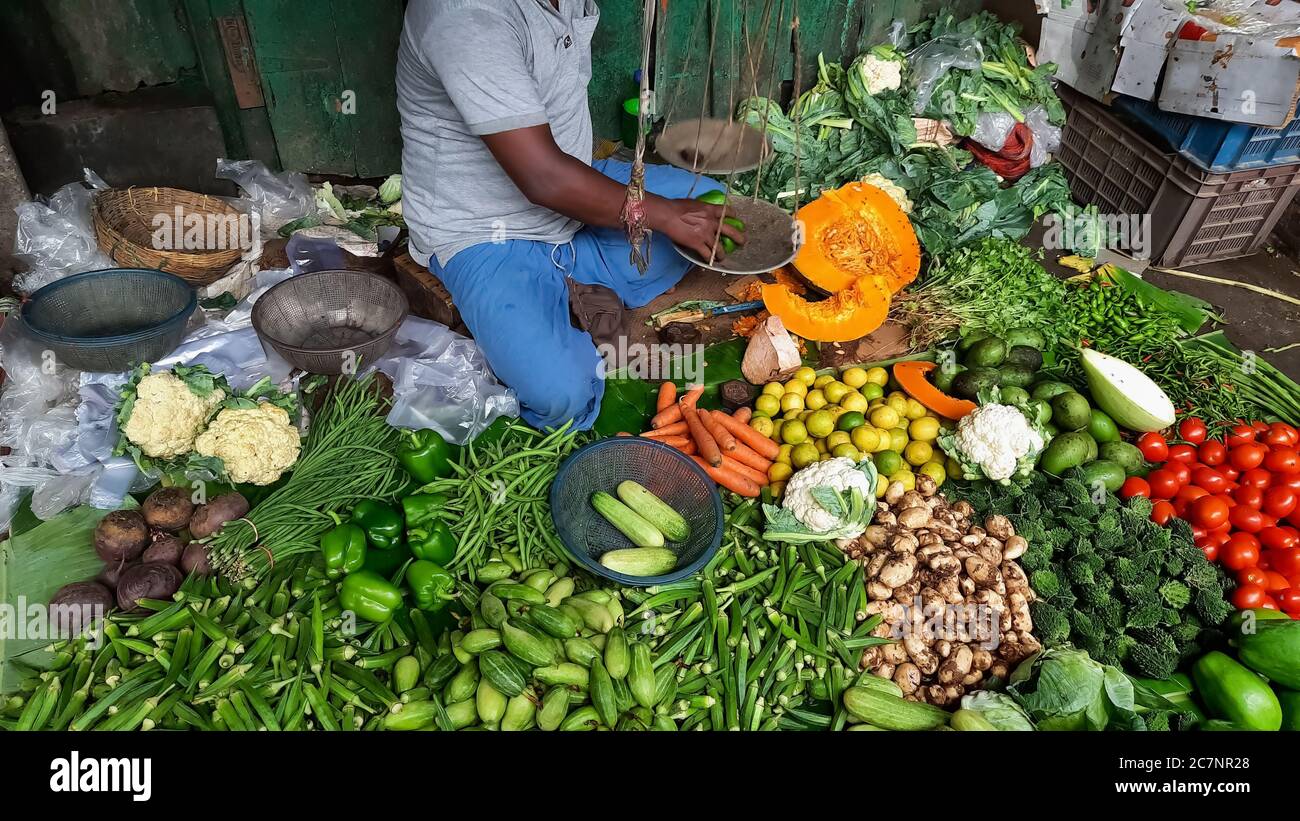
[859,382,885,401]
[873,450,903,476]
[836,411,866,432]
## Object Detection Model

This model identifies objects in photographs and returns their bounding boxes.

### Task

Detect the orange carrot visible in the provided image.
[649,404,682,429]
[640,421,688,438]
[733,407,752,424]
[712,411,779,459]
[701,410,738,452]
[680,402,721,467]
[721,454,768,486]
[681,385,704,408]
[727,440,773,474]
[676,439,697,456]
[616,432,633,437]
[651,435,692,449]
[656,381,677,413]
[692,457,762,497]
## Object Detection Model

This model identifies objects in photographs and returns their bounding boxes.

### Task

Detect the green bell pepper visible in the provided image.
[407,560,457,612]
[339,571,403,624]
[351,499,404,550]
[362,542,412,578]
[398,429,460,484]
[320,512,367,577]
[402,493,447,528]
[408,520,457,565]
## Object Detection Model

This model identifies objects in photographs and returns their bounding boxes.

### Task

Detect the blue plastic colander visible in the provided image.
[550,438,723,587]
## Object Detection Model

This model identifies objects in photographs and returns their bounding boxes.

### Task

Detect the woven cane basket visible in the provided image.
[92,187,246,286]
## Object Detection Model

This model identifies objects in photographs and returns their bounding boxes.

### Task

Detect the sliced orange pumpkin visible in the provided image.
[893,360,977,420]
[761,275,891,343]
[793,180,921,295]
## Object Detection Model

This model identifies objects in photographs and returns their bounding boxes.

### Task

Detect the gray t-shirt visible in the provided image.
[396,0,599,266]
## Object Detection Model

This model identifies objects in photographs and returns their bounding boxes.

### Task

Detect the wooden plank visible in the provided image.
[655,0,713,125]
[794,0,859,88]
[331,0,403,177]
[712,0,795,115]
[588,1,642,141]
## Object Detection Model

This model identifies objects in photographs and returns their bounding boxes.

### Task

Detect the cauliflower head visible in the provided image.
[859,53,902,96]
[860,173,913,214]
[780,454,873,532]
[194,403,300,485]
[941,403,1045,483]
[122,372,226,458]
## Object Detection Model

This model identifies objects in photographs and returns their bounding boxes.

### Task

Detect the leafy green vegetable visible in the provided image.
[1007,647,1145,731]
[958,690,1036,730]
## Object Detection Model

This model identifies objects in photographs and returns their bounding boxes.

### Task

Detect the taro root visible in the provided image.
[96,559,130,589]
[142,533,186,567]
[181,542,213,577]
[94,510,150,564]
[188,492,250,540]
[658,321,701,346]
[116,562,183,612]
[48,582,115,636]
[719,380,755,411]
[142,487,195,532]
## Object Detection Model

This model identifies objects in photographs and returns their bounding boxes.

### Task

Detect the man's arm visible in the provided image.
[481,125,744,260]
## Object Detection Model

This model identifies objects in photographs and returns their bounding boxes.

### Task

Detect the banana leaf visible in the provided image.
[0,504,127,692]
[594,337,747,435]
[1104,265,1216,335]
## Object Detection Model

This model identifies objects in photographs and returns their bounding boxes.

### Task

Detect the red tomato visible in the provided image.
[1150,500,1176,525]
[1230,504,1265,533]
[1280,474,1300,492]
[1168,444,1198,463]
[1198,440,1227,466]
[1222,534,1261,570]
[1165,461,1192,486]
[1200,541,1220,562]
[1222,465,1240,480]
[1253,421,1271,434]
[1137,432,1169,462]
[1230,443,1268,471]
[1239,468,1273,490]
[1190,496,1230,531]
[1119,477,1151,499]
[1146,469,1181,500]
[1266,571,1291,592]
[1235,485,1265,509]
[1264,447,1300,475]
[1266,423,1298,447]
[1263,486,1297,518]
[1178,418,1208,445]
[1233,583,1268,610]
[1261,513,1278,529]
[1261,597,1280,611]
[1260,527,1299,551]
[1191,466,1228,493]
[1278,588,1300,614]
[1238,567,1270,587]
[1226,424,1257,448]
[1176,484,1210,505]
[1271,548,1300,578]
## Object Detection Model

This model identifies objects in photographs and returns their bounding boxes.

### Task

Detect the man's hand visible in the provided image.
[648,199,746,260]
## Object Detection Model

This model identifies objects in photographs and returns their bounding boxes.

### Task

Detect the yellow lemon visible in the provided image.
[805,389,827,410]
[919,461,947,487]
[770,419,785,441]
[826,404,847,419]
[904,399,928,420]
[904,440,933,466]
[889,470,916,492]
[754,394,780,417]
[762,382,785,398]
[782,408,801,421]
[823,381,850,404]
[813,374,836,389]
[841,367,868,388]
[780,393,805,413]
[869,406,900,430]
[871,428,893,452]
[769,480,786,497]
[850,425,880,453]
[806,410,836,439]
[840,392,869,414]
[908,416,940,442]
[889,427,909,452]
[865,366,889,386]
[781,419,808,445]
[832,443,862,461]
[826,431,852,450]
[819,453,833,462]
[814,436,828,454]
[768,462,793,482]
[793,366,817,386]
[749,416,774,438]
[776,443,793,465]
[946,456,964,480]
[874,473,889,498]
[791,442,819,468]
[783,379,808,398]
[886,394,909,415]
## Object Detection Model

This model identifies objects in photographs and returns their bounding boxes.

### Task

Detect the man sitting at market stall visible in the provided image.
[397,0,742,430]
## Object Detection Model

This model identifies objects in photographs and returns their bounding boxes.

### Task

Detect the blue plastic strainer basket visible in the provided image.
[550,438,722,587]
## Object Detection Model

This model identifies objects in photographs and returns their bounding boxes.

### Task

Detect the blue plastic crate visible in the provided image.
[1112,95,1300,172]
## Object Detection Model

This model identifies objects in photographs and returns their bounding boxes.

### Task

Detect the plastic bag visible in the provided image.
[907,35,984,117]
[215,158,312,233]
[970,111,1018,153]
[375,317,519,446]
[12,171,114,295]
[1023,105,1061,168]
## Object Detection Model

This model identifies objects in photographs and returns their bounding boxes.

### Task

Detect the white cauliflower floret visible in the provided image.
[782,457,874,535]
[194,403,300,485]
[860,173,913,213]
[859,53,902,96]
[122,373,225,458]
[946,404,1044,483]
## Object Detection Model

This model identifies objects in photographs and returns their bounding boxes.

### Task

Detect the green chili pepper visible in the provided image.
[402,493,448,528]
[339,571,403,624]
[321,513,368,578]
[407,561,457,612]
[397,429,460,484]
[351,500,404,550]
[695,190,727,206]
[408,520,457,565]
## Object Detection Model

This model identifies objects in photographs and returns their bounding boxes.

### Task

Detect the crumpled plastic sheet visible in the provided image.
[970,105,1060,168]
[907,35,985,118]
[215,158,313,233]
[1168,0,1300,39]
[11,169,114,295]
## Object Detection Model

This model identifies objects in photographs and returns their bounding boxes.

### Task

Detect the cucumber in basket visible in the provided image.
[599,548,678,577]
[591,491,664,548]
[616,480,690,542]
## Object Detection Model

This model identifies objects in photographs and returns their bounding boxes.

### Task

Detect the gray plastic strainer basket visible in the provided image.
[251,269,408,374]
[550,438,723,587]
[20,267,196,372]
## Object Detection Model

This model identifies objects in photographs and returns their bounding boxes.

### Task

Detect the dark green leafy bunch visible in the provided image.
[946,473,1234,680]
